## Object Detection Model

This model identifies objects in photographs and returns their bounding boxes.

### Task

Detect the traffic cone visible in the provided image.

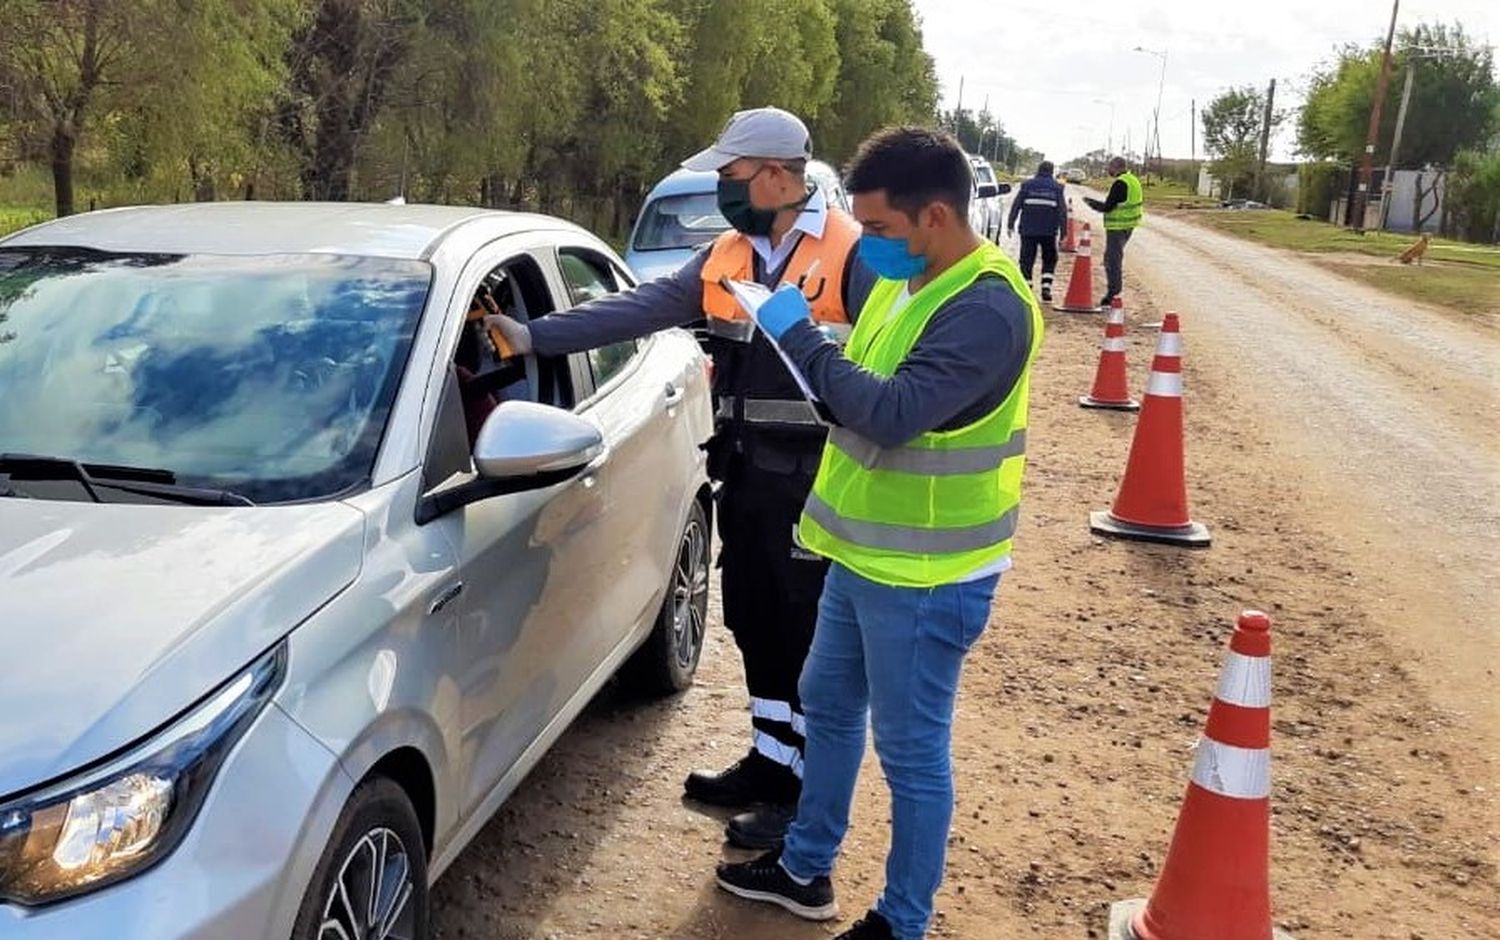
[1089,313,1210,545]
[1107,611,1295,940]
[1054,224,1099,313]
[1079,298,1139,411]
[1060,216,1079,253]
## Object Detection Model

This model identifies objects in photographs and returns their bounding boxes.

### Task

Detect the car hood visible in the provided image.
[625,249,699,282]
[0,499,365,797]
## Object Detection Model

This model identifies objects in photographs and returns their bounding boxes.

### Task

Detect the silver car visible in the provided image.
[0,203,715,939]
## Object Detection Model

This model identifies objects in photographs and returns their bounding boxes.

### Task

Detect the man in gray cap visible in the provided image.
[489,107,876,850]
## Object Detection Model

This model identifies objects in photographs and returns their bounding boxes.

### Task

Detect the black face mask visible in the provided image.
[717,167,813,236]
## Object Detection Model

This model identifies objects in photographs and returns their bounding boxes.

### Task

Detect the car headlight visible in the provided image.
[0,642,285,906]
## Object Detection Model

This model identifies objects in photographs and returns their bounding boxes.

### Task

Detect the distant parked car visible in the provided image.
[0,201,715,940]
[624,159,851,282]
[966,155,1011,242]
[1059,168,1087,183]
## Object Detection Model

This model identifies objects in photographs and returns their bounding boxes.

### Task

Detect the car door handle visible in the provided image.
[428,581,464,615]
[664,382,686,407]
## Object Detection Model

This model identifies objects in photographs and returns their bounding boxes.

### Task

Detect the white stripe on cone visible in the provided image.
[1102,337,1127,352]
[1215,652,1272,709]
[1145,371,1184,397]
[1157,332,1183,356]
[1190,738,1271,800]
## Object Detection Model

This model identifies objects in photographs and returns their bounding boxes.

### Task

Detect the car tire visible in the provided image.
[290,778,429,940]
[622,498,710,697]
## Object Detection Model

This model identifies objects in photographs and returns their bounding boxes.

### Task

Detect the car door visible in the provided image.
[421,243,612,822]
[547,242,702,667]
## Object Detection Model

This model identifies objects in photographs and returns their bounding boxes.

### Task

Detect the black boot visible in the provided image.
[835,911,897,939]
[726,804,796,850]
[685,751,799,807]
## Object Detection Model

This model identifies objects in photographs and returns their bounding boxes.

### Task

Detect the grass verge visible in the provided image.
[0,206,51,238]
[1184,208,1500,316]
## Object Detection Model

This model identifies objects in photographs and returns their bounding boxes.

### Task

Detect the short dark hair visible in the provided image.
[845,126,971,221]
[1038,160,1055,175]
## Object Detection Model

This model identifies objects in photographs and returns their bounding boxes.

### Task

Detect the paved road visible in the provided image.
[1064,192,1499,731]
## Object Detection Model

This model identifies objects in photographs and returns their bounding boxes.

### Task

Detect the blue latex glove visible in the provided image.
[753,283,812,341]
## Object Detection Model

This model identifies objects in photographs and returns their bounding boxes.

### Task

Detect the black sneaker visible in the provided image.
[835,910,896,939]
[1040,287,1053,303]
[715,849,838,921]
[685,750,799,808]
[726,803,795,850]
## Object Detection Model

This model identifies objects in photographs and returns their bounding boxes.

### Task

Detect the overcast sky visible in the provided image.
[911,0,1499,164]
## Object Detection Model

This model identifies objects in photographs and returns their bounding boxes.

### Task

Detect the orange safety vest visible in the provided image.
[700,209,861,342]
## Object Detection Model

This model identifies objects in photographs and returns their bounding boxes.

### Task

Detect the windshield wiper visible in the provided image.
[0,454,255,507]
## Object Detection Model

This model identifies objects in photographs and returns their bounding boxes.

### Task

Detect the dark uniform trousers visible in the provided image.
[715,446,827,779]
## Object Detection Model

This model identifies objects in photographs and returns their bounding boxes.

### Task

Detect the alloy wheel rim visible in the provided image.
[317,826,416,940]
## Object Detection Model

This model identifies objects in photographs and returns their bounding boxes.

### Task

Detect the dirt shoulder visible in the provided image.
[427,247,1497,938]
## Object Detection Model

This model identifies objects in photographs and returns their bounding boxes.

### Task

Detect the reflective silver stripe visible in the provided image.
[1157,332,1183,356]
[804,493,1019,554]
[745,399,821,424]
[1102,337,1127,352]
[751,697,808,736]
[828,427,1026,475]
[818,322,853,344]
[1190,739,1270,800]
[754,729,805,778]
[706,317,756,343]
[1023,198,1059,206]
[718,396,823,425]
[1146,371,1183,397]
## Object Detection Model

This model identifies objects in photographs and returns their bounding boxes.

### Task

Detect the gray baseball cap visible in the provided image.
[681,107,813,172]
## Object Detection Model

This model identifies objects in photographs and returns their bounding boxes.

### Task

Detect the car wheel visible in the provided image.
[291,778,429,940]
[623,498,710,696]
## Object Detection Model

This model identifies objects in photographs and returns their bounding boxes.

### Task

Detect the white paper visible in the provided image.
[725,279,823,405]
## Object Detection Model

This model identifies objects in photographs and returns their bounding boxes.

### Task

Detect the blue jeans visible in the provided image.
[780,563,999,940]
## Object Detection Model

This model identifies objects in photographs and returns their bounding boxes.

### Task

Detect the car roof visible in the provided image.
[1,201,587,261]
[644,169,720,200]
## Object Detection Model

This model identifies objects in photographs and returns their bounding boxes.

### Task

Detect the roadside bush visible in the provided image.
[1297,162,1346,219]
[1445,148,1500,243]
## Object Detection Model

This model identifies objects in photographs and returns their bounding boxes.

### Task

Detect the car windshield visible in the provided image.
[0,248,431,503]
[632,192,729,251]
[974,165,996,186]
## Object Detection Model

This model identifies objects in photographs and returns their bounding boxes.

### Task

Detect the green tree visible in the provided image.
[810,0,938,163]
[1298,22,1499,168]
[0,0,159,216]
[1202,85,1277,199]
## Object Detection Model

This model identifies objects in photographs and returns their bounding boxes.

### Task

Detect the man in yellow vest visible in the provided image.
[1083,156,1144,308]
[714,127,1043,940]
[488,108,874,849]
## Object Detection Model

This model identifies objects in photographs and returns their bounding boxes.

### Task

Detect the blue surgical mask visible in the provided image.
[857,234,928,280]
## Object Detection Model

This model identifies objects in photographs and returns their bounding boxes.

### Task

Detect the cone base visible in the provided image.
[1090,510,1211,547]
[1053,301,1104,314]
[1080,395,1140,411]
[1107,898,1297,940]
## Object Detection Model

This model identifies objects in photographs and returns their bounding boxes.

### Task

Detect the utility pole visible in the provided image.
[1190,98,1197,183]
[1379,64,1415,230]
[1254,78,1276,202]
[1352,0,1400,231]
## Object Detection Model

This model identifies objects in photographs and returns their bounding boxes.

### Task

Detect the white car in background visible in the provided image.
[967,154,1010,242]
[624,160,851,282]
[0,202,715,939]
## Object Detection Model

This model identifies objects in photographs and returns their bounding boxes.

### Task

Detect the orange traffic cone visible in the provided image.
[1080,298,1139,411]
[1060,216,1079,253]
[1089,313,1210,545]
[1054,224,1099,313]
[1108,611,1295,940]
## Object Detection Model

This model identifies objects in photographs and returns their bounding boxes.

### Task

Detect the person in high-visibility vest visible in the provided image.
[1084,156,1144,308]
[488,108,876,850]
[715,126,1043,940]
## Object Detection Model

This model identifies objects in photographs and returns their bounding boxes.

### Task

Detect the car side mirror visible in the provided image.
[976,183,999,199]
[996,182,1013,195]
[416,401,603,524]
[474,400,603,477]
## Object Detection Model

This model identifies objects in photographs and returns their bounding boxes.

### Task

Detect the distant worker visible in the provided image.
[1006,160,1068,303]
[488,107,876,851]
[1083,156,1143,309]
